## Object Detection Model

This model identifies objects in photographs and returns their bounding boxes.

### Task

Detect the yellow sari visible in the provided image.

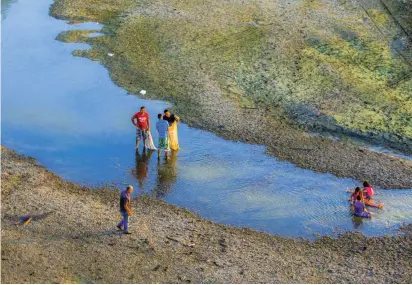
[168,118,180,151]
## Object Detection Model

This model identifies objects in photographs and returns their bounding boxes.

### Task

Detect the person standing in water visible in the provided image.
[156,114,170,158]
[117,185,134,234]
[131,106,150,150]
[163,109,180,151]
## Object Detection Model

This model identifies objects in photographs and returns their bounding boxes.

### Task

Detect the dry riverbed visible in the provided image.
[1,146,412,283]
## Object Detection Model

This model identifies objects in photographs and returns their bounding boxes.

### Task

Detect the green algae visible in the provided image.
[56,30,100,43]
[49,0,134,22]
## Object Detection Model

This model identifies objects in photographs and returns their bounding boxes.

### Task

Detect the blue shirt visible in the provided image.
[119,190,130,213]
[354,201,364,216]
[156,120,169,138]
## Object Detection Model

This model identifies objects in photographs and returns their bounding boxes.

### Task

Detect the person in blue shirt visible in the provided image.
[117,185,134,234]
[353,195,373,218]
[156,114,170,158]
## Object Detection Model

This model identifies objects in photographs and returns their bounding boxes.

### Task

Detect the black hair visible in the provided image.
[355,187,361,193]
[357,195,361,201]
[164,109,169,113]
[363,181,370,187]
[158,113,162,119]
[140,106,145,110]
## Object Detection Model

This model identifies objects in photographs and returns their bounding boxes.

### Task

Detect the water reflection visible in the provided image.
[352,216,364,230]
[133,149,155,189]
[154,151,178,198]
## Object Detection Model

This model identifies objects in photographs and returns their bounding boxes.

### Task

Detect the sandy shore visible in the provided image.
[2,146,411,283]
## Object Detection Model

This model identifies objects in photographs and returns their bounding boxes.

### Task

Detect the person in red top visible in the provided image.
[348,187,364,203]
[131,106,150,149]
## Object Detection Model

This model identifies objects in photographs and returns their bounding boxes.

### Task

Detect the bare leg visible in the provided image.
[157,149,160,157]
[143,139,147,150]
[165,150,169,158]
[136,138,140,149]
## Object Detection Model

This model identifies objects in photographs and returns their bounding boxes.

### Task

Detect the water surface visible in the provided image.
[2,0,412,238]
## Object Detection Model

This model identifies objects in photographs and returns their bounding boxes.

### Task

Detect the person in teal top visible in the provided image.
[156,114,170,158]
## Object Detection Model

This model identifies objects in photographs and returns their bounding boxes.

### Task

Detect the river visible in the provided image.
[2,0,412,238]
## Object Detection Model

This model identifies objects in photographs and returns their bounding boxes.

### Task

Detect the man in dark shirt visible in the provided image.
[163,109,178,124]
[117,185,134,234]
[163,109,180,150]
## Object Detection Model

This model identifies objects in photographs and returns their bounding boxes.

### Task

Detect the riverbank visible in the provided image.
[2,146,412,283]
[48,0,412,189]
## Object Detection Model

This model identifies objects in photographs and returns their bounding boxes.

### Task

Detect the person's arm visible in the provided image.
[147,116,150,130]
[361,191,366,203]
[131,114,137,127]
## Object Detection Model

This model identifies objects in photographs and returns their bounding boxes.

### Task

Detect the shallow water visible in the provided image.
[2,0,412,238]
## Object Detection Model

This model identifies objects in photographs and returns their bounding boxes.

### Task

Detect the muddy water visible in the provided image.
[2,0,412,238]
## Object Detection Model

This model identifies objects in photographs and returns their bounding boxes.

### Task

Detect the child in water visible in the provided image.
[363,181,375,199]
[348,187,363,204]
[363,181,384,209]
[348,183,383,209]
[354,195,373,218]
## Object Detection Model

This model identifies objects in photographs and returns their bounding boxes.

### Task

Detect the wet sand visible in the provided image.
[2,146,411,283]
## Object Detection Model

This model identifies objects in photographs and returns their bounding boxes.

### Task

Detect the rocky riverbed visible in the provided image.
[2,146,412,283]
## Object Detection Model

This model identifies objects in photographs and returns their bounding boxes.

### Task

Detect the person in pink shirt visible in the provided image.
[363,181,375,199]
[362,181,384,209]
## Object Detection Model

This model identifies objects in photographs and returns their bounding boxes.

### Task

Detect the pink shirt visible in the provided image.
[364,186,374,197]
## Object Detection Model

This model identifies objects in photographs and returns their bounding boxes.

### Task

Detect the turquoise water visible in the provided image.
[2,0,412,238]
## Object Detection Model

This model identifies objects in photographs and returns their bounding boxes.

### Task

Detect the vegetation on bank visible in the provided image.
[51,0,412,153]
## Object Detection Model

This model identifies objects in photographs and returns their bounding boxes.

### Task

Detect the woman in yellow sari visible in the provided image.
[163,109,180,151]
